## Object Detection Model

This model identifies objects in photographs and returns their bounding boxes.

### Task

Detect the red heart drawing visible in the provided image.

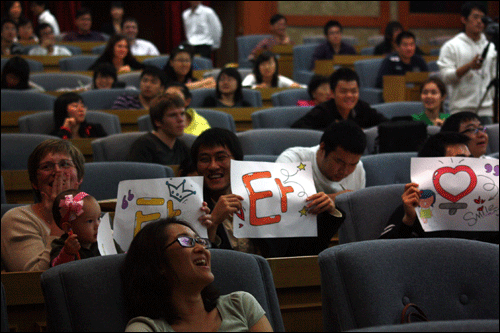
[477,206,484,211]
[433,165,477,203]
[239,223,244,228]
[235,208,245,221]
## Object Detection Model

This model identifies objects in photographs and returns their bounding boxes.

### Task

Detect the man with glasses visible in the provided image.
[29,23,72,56]
[440,111,490,158]
[437,2,497,124]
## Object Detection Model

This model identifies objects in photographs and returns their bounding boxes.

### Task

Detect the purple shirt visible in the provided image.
[62,31,106,42]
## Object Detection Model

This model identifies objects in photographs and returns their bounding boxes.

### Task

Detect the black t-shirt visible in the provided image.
[127,132,191,166]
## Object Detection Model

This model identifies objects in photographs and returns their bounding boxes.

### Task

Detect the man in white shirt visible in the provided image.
[437,2,497,124]
[182,1,222,59]
[276,120,367,202]
[122,17,160,56]
[30,1,60,36]
[29,23,72,56]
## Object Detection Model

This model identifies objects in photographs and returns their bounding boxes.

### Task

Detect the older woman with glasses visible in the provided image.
[1,139,85,271]
[121,218,273,332]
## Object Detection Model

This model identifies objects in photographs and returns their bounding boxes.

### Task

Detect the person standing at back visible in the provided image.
[30,1,60,36]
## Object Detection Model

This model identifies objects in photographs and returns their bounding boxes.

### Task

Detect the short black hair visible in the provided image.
[461,1,486,18]
[418,132,470,157]
[75,7,91,19]
[92,63,117,87]
[395,31,416,46]
[329,67,359,91]
[253,51,279,87]
[321,120,367,156]
[53,92,84,129]
[141,65,168,88]
[17,17,32,28]
[121,17,138,29]
[440,111,481,133]
[1,18,17,31]
[270,14,286,25]
[191,128,244,164]
[1,56,30,89]
[307,75,329,99]
[35,22,53,39]
[324,20,342,35]
[30,1,47,8]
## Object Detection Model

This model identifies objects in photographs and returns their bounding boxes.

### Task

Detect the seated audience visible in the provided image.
[1,18,23,55]
[122,16,160,56]
[380,132,498,244]
[242,51,302,89]
[29,23,72,56]
[440,111,490,158]
[4,1,24,26]
[277,120,367,201]
[163,44,216,90]
[248,14,293,61]
[292,67,387,130]
[1,139,85,271]
[30,1,60,35]
[375,31,428,88]
[310,20,356,70]
[165,82,211,136]
[89,33,144,73]
[374,21,403,55]
[1,56,44,91]
[297,74,332,106]
[50,190,102,267]
[202,67,252,107]
[62,7,106,42]
[191,128,345,257]
[112,65,166,109]
[17,17,38,43]
[121,218,272,332]
[412,77,450,126]
[100,1,124,36]
[127,93,191,166]
[51,92,107,139]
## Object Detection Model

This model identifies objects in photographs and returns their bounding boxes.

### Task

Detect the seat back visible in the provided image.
[361,152,417,187]
[335,184,406,244]
[59,55,99,71]
[303,35,358,46]
[80,89,139,110]
[190,88,262,107]
[271,89,310,106]
[318,238,499,331]
[251,106,313,129]
[371,101,424,119]
[117,71,142,89]
[60,44,82,55]
[1,133,58,170]
[91,132,145,162]
[138,110,235,133]
[203,68,253,80]
[354,58,384,88]
[1,175,5,204]
[79,162,174,200]
[236,34,272,69]
[237,128,322,156]
[486,123,498,154]
[1,58,43,72]
[41,250,284,332]
[19,110,121,135]
[30,72,92,91]
[293,43,319,80]
[360,46,375,55]
[143,56,213,70]
[1,90,56,111]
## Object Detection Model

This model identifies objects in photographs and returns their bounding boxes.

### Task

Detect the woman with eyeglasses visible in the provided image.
[441,111,490,158]
[121,218,273,332]
[1,139,85,271]
[51,92,107,139]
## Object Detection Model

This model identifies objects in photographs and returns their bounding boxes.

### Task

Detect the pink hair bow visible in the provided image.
[59,192,89,222]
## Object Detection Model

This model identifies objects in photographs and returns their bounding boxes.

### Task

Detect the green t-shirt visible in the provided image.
[411,112,450,126]
[125,291,266,332]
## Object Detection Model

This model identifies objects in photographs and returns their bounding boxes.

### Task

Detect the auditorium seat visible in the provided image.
[271,88,310,106]
[486,123,498,154]
[293,43,319,84]
[29,72,93,91]
[117,71,142,89]
[371,101,424,120]
[361,152,417,187]
[236,34,272,69]
[202,68,253,80]
[190,88,262,107]
[1,90,56,111]
[80,88,139,110]
[1,133,58,170]
[59,55,99,71]
[353,58,384,105]
[142,56,213,70]
[1,58,43,72]
[251,106,313,129]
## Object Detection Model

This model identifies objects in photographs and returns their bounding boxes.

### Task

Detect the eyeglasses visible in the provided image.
[38,160,75,172]
[164,236,211,250]
[197,153,232,165]
[460,127,487,135]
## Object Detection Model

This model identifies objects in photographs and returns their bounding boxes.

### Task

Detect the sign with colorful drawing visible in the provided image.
[230,160,317,238]
[97,213,117,256]
[113,177,205,251]
[411,157,499,232]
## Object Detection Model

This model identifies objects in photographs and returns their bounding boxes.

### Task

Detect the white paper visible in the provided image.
[411,157,499,232]
[96,213,117,256]
[231,160,317,238]
[113,177,205,251]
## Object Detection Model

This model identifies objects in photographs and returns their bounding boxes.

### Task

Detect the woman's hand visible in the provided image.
[40,170,80,213]
[62,117,77,131]
[118,65,132,73]
[433,118,445,127]
[289,82,302,88]
[254,82,271,89]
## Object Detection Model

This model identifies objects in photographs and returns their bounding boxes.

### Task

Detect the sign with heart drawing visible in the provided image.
[411,157,499,232]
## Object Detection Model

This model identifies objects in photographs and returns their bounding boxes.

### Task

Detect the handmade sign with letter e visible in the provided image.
[411,157,499,232]
[231,160,317,238]
[113,177,205,251]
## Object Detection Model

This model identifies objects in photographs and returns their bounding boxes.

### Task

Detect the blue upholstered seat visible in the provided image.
[236,34,272,69]
[1,133,58,170]
[271,88,310,106]
[360,152,417,187]
[1,90,56,112]
[30,72,92,91]
[189,88,262,108]
[251,106,313,129]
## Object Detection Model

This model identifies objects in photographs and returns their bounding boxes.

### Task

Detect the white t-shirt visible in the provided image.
[39,9,60,36]
[183,4,222,49]
[130,39,160,56]
[242,74,304,89]
[28,45,72,56]
[276,145,366,194]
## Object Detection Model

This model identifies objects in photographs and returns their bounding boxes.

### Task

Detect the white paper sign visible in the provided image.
[231,160,317,238]
[96,213,117,256]
[113,177,206,251]
[411,157,499,232]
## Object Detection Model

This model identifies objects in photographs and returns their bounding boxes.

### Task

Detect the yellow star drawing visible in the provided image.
[297,163,306,171]
[299,206,308,216]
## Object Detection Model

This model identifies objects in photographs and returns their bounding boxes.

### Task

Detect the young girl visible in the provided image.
[50,190,102,267]
[242,51,302,89]
[89,34,144,73]
[51,92,107,139]
[202,67,252,107]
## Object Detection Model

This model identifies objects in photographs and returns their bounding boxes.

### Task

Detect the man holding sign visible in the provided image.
[380,132,499,244]
[192,128,345,257]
